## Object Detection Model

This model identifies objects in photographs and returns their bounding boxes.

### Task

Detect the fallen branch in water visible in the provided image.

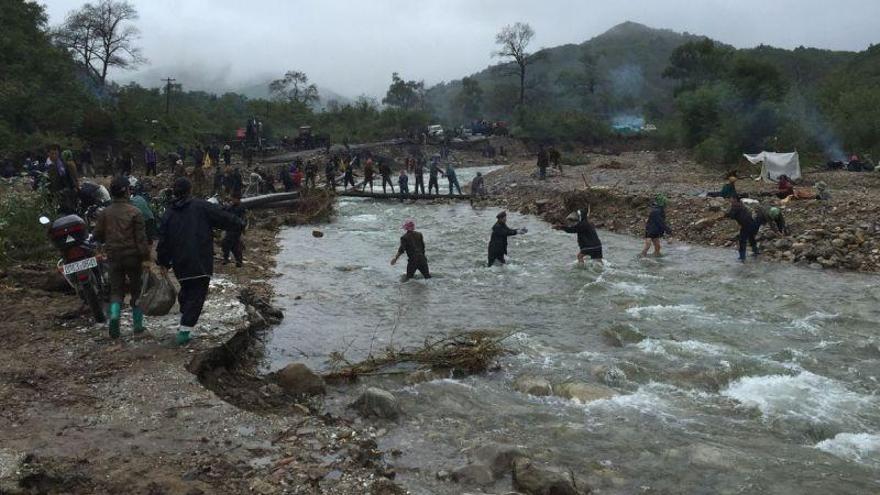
[324,330,513,382]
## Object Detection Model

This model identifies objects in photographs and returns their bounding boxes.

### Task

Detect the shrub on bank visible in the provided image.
[0,183,57,268]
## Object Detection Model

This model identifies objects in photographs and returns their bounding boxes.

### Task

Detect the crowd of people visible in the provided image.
[8,139,813,347]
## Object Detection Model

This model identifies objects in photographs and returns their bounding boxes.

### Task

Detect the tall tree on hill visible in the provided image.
[453,77,483,121]
[269,70,319,106]
[382,72,426,110]
[493,22,536,106]
[54,0,146,87]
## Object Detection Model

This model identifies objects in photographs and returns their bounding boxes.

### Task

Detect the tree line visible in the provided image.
[2,0,878,165]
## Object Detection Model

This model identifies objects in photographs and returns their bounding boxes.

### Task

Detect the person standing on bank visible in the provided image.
[94,176,151,338]
[157,177,244,345]
[390,220,431,280]
[487,211,528,267]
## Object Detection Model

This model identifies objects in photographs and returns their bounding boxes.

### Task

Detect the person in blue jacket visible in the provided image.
[641,194,671,257]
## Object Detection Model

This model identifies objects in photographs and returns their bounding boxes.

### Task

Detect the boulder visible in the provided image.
[555,382,617,404]
[512,458,582,495]
[601,325,645,347]
[513,376,552,397]
[405,369,444,385]
[470,443,528,478]
[451,463,495,486]
[369,478,407,495]
[275,363,325,396]
[351,387,402,420]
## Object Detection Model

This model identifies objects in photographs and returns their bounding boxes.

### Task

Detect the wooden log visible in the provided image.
[240,191,300,208]
[339,191,473,200]
[246,200,300,210]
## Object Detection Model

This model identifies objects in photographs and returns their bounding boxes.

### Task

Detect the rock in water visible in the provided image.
[469,443,527,478]
[274,363,326,396]
[451,463,495,486]
[312,229,324,238]
[352,387,402,420]
[555,382,617,404]
[513,375,552,397]
[513,458,582,495]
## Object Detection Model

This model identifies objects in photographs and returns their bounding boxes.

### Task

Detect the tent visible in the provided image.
[743,151,801,182]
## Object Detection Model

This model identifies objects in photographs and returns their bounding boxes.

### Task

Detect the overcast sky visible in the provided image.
[41,0,880,98]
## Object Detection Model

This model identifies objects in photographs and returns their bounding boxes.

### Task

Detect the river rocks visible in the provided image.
[470,443,528,478]
[275,363,326,396]
[405,369,444,385]
[773,238,793,250]
[601,324,645,347]
[369,478,407,495]
[590,365,628,386]
[512,458,583,495]
[351,387,402,420]
[555,382,617,404]
[513,376,552,397]
[451,463,495,486]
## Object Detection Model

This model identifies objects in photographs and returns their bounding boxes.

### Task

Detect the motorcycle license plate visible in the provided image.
[63,257,98,275]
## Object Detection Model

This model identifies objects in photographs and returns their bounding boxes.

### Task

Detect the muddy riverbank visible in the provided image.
[0,194,412,494]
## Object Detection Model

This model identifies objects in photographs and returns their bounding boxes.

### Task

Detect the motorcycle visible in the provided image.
[39,214,109,323]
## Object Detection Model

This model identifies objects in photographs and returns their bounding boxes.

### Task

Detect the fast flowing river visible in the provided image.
[268,166,880,494]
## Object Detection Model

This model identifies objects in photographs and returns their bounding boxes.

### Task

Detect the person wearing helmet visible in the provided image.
[641,194,671,257]
[46,145,80,214]
[754,204,789,235]
[94,176,151,338]
[488,211,527,267]
[553,208,603,265]
[390,220,430,280]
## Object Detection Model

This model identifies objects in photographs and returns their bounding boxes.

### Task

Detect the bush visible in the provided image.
[0,183,57,268]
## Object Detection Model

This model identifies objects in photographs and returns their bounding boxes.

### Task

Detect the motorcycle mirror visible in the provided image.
[39,216,50,225]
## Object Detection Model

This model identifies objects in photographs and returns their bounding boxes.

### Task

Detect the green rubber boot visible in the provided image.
[175,326,192,346]
[132,307,145,334]
[108,302,121,339]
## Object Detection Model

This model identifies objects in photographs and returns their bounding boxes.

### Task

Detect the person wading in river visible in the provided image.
[641,194,671,257]
[487,211,528,267]
[553,209,603,265]
[390,220,431,280]
[157,177,244,345]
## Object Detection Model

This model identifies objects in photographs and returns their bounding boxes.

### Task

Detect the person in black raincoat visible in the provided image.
[641,194,671,257]
[390,220,430,279]
[156,178,244,345]
[726,196,759,262]
[553,209,603,264]
[487,211,527,267]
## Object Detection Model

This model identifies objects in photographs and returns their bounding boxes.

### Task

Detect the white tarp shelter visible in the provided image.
[743,151,801,182]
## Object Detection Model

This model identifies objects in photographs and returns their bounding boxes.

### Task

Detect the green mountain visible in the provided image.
[426,22,706,123]
[426,22,857,125]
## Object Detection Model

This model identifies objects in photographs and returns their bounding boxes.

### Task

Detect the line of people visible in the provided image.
[389,188,789,281]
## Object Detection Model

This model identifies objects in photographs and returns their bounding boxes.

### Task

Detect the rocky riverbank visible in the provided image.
[483,150,880,272]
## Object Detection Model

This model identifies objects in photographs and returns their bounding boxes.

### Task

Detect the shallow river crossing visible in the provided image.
[267,166,880,494]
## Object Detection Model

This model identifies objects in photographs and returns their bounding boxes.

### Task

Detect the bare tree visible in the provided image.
[54,0,145,87]
[493,22,536,106]
[269,70,320,106]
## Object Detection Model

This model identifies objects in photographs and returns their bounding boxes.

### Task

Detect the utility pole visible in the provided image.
[162,77,176,115]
